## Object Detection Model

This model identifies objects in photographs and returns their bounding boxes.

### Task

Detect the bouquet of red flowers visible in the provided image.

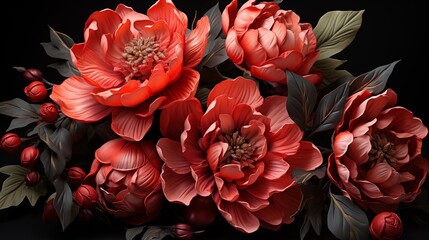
[1,0,428,239]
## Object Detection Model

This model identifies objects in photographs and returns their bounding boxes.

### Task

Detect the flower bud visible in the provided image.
[42,198,59,222]
[1,133,22,153]
[74,184,98,209]
[24,171,41,186]
[67,167,87,188]
[24,81,47,103]
[370,212,403,240]
[39,103,59,123]
[173,223,193,240]
[20,146,40,168]
[23,68,44,82]
[184,196,217,229]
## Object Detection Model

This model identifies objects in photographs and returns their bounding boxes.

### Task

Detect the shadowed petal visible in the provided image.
[111,108,153,141]
[157,138,190,174]
[161,165,197,205]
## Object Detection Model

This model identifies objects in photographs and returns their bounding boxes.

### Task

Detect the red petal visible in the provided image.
[217,199,260,233]
[247,175,294,200]
[262,153,289,180]
[191,163,214,197]
[348,135,371,165]
[257,96,293,132]
[250,64,286,83]
[221,0,238,34]
[236,190,269,211]
[215,176,240,201]
[285,141,323,171]
[201,95,237,132]
[207,77,263,109]
[333,131,354,157]
[182,113,206,165]
[161,165,197,205]
[268,123,302,157]
[258,28,279,59]
[207,142,229,172]
[185,16,210,68]
[157,138,190,174]
[83,9,122,41]
[50,76,111,122]
[219,114,235,134]
[147,0,187,36]
[160,68,200,108]
[109,140,149,171]
[217,164,245,182]
[233,5,261,38]
[111,108,153,141]
[225,29,244,64]
[366,162,393,184]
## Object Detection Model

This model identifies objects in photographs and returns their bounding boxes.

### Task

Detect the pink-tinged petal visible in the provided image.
[219,114,235,134]
[95,138,126,164]
[333,131,354,157]
[96,166,113,185]
[221,0,238,34]
[104,20,134,67]
[75,48,125,89]
[182,114,206,165]
[83,9,122,41]
[160,68,200,108]
[134,20,171,50]
[191,163,214,196]
[206,141,227,172]
[185,16,210,68]
[92,80,140,107]
[338,90,371,130]
[111,108,153,141]
[343,155,358,180]
[236,161,265,187]
[231,104,259,130]
[130,164,161,197]
[272,21,287,47]
[109,141,150,171]
[225,29,244,64]
[240,121,267,159]
[258,28,279,59]
[262,153,288,180]
[296,51,320,75]
[156,138,190,174]
[217,199,260,233]
[147,0,187,36]
[115,4,150,26]
[136,96,167,118]
[351,118,376,137]
[383,184,405,198]
[233,6,261,38]
[284,141,322,171]
[347,135,371,165]
[201,96,237,132]
[400,172,415,182]
[217,164,245,182]
[50,76,112,122]
[283,10,300,25]
[377,170,402,189]
[268,123,302,157]
[247,175,294,200]
[366,162,393,183]
[237,190,269,211]
[86,158,101,182]
[215,176,239,201]
[207,77,263,108]
[240,29,267,66]
[165,36,184,81]
[356,180,383,198]
[161,165,196,205]
[250,64,285,83]
[160,98,203,141]
[279,29,299,52]
[381,107,428,139]
[257,96,293,132]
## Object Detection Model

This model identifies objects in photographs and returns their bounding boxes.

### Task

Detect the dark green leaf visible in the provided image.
[0,165,30,176]
[312,83,349,134]
[56,30,75,48]
[40,148,65,182]
[53,178,79,230]
[348,60,400,95]
[0,98,40,118]
[204,2,222,45]
[314,58,353,93]
[292,166,326,185]
[300,185,325,240]
[24,180,48,206]
[141,226,173,240]
[327,188,369,240]
[41,26,73,61]
[48,61,80,78]
[126,226,146,240]
[7,117,39,131]
[286,71,317,131]
[38,125,72,160]
[202,38,228,68]
[314,10,364,60]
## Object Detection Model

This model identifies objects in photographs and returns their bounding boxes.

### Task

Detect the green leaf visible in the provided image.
[314,10,364,60]
[141,226,174,240]
[292,166,326,185]
[312,83,349,134]
[0,165,47,209]
[300,185,325,240]
[348,60,400,95]
[314,58,354,93]
[286,71,317,131]
[40,26,74,61]
[327,188,369,240]
[126,226,146,240]
[0,98,40,118]
[7,117,39,132]
[40,148,64,182]
[204,2,222,46]
[201,38,228,68]
[53,178,79,230]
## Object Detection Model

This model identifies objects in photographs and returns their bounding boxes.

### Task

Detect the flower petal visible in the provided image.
[161,165,197,205]
[333,131,354,157]
[221,0,238,34]
[111,108,153,141]
[216,196,260,233]
[257,96,293,132]
[225,29,244,64]
[160,68,200,108]
[250,64,286,83]
[147,0,187,36]
[284,141,323,171]
[185,16,210,68]
[157,138,190,174]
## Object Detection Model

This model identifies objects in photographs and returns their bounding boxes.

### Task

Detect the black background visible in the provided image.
[0,0,428,239]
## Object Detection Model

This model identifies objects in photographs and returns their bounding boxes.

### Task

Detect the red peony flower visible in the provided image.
[222,0,321,85]
[328,89,429,213]
[370,212,403,240]
[87,138,164,225]
[156,77,323,233]
[50,0,210,141]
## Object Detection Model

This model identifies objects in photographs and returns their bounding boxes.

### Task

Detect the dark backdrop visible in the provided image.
[0,0,428,239]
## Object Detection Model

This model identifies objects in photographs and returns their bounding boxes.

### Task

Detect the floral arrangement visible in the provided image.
[0,0,428,239]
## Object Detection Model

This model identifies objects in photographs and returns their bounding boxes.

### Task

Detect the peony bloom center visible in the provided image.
[368,134,397,169]
[122,36,166,79]
[219,131,256,169]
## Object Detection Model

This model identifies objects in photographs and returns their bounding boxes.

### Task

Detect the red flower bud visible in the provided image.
[67,167,87,188]
[39,103,59,123]
[173,223,193,240]
[42,198,59,222]
[24,171,41,186]
[23,68,44,82]
[1,133,22,153]
[370,212,403,240]
[24,81,47,103]
[20,146,40,168]
[74,184,98,208]
[184,196,217,229]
